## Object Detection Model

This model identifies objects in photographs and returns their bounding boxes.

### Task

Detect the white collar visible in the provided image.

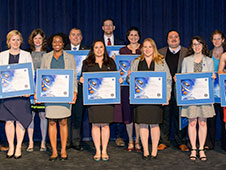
[169,45,181,54]
[71,44,80,51]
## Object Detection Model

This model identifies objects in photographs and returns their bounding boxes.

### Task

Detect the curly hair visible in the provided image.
[28,28,47,51]
[187,36,210,57]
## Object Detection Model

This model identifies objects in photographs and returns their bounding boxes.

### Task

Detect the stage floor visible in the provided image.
[0,141,225,170]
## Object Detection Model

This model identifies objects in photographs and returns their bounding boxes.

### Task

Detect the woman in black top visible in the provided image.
[80,40,117,161]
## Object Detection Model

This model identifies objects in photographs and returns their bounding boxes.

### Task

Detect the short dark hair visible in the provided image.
[102,18,115,26]
[166,30,180,41]
[69,27,82,36]
[210,29,225,41]
[47,33,68,49]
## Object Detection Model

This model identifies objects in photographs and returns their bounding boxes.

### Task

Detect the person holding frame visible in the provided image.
[80,40,121,161]
[205,30,226,151]
[180,36,215,161]
[38,33,77,161]
[128,38,172,160]
[0,30,33,159]
[26,28,48,152]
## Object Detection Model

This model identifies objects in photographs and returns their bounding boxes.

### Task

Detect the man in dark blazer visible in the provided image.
[101,18,124,46]
[64,28,88,151]
[158,30,189,152]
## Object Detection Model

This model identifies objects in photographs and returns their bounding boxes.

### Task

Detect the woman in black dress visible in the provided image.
[128,38,172,159]
[0,30,33,159]
[80,40,117,161]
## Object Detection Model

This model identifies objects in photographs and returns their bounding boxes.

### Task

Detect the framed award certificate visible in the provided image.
[219,74,226,106]
[130,71,167,104]
[66,50,89,80]
[106,45,124,57]
[179,114,188,130]
[83,71,120,105]
[115,55,139,86]
[214,72,220,103]
[36,69,74,103]
[0,63,34,98]
[176,72,214,106]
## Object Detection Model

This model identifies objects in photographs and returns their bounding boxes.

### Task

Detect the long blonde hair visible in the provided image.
[137,38,164,64]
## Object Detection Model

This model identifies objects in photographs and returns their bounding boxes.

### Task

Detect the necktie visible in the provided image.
[73,47,77,51]
[107,38,111,46]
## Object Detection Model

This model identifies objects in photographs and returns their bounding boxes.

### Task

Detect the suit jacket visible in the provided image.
[64,44,88,50]
[0,49,34,75]
[129,58,172,99]
[158,46,188,73]
[181,55,214,73]
[40,50,77,93]
[101,35,125,46]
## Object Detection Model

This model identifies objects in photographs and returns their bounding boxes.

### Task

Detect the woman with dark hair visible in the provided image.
[116,27,142,152]
[80,40,118,161]
[27,28,48,152]
[181,36,215,161]
[128,38,172,159]
[0,30,33,159]
[39,33,77,161]
[205,30,225,150]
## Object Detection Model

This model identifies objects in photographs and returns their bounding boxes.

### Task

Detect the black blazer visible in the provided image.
[64,44,89,50]
[101,35,124,46]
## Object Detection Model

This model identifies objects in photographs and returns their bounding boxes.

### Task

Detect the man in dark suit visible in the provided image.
[65,28,88,150]
[102,18,124,46]
[158,30,189,152]
[102,18,125,147]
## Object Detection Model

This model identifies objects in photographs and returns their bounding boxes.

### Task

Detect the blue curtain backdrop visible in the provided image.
[0,0,225,141]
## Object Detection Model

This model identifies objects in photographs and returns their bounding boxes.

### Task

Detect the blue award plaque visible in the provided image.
[106,45,124,57]
[130,71,167,104]
[0,63,34,98]
[214,72,220,103]
[115,55,139,86]
[176,72,214,106]
[219,74,226,106]
[179,114,188,130]
[83,71,120,105]
[36,69,74,103]
[66,50,89,80]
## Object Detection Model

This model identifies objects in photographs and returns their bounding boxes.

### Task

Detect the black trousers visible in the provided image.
[205,103,225,149]
[159,95,187,146]
[68,84,84,146]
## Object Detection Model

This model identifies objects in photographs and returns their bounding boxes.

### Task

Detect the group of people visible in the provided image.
[0,18,225,162]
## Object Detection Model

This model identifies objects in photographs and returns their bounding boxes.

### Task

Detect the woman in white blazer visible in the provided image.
[0,30,34,159]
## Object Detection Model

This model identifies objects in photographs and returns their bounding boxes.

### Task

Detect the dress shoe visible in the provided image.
[14,155,22,159]
[26,147,34,152]
[135,143,142,152]
[115,138,125,147]
[60,155,68,161]
[127,143,134,152]
[101,154,109,161]
[49,156,58,161]
[72,144,84,151]
[150,155,158,159]
[179,144,189,152]
[6,154,14,159]
[0,145,8,152]
[157,144,167,151]
[40,147,47,152]
[142,154,150,160]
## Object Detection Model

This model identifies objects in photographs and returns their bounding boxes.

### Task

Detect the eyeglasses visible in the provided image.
[192,43,202,47]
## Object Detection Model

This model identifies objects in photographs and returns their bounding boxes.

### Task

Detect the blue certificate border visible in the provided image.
[115,55,139,86]
[0,63,34,98]
[176,72,214,106]
[214,72,220,103]
[66,50,89,80]
[83,71,120,105]
[219,74,226,106]
[179,113,188,130]
[36,69,74,103]
[130,71,167,104]
[106,45,124,56]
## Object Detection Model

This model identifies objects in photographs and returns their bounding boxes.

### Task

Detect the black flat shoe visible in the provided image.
[150,155,158,159]
[142,155,150,160]
[60,156,68,161]
[6,154,14,159]
[49,156,58,161]
[14,155,22,159]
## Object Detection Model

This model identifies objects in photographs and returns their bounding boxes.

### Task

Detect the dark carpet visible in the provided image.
[0,141,226,170]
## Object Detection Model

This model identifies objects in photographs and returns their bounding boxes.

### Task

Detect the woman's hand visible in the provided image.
[212,72,216,80]
[24,94,30,97]
[162,96,169,106]
[119,77,123,84]
[111,55,116,60]
[127,70,131,78]
[34,93,41,104]
[173,75,177,82]
[70,92,77,104]
[80,77,84,84]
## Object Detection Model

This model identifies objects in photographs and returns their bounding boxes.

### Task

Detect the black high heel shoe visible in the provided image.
[49,156,58,161]
[14,154,22,159]
[199,149,207,161]
[142,154,150,160]
[6,154,14,159]
[189,149,197,161]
